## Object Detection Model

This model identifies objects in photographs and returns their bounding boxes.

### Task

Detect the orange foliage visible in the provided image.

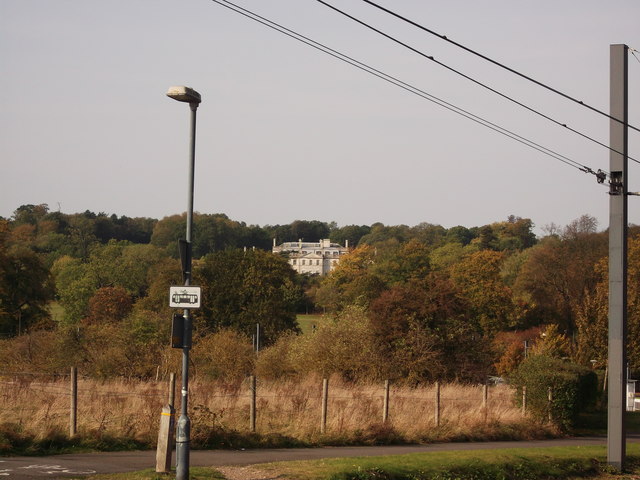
[85,286,133,324]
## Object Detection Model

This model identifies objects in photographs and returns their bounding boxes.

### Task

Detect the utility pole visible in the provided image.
[607,43,628,470]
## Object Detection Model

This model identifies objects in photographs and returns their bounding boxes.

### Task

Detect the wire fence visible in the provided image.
[0,369,528,443]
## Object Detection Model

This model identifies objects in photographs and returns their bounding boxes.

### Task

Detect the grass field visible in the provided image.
[296,314,328,335]
[47,301,65,323]
[0,376,553,455]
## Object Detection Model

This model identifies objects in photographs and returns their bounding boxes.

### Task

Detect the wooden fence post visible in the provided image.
[321,378,328,434]
[482,383,488,422]
[155,373,176,473]
[547,386,553,423]
[169,372,176,407]
[434,381,440,427]
[250,375,257,433]
[70,367,77,437]
[522,386,527,416]
[382,380,390,423]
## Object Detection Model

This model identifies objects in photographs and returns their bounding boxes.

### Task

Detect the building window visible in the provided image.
[292,259,297,265]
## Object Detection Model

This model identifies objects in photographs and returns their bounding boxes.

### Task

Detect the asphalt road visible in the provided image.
[1,436,635,479]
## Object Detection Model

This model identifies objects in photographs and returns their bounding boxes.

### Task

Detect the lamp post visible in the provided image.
[166,85,201,480]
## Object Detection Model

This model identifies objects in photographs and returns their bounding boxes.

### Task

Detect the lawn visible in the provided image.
[48,301,65,323]
[296,314,328,335]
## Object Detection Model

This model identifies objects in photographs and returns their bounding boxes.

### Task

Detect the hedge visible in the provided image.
[509,355,598,430]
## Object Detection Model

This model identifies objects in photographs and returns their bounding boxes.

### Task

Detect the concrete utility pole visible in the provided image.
[607,43,628,470]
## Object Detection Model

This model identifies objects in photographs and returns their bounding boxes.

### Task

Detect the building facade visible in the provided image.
[272,239,349,275]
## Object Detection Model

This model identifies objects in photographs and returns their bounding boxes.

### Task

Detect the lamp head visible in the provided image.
[167,86,201,104]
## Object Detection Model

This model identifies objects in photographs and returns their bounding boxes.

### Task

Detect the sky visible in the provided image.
[1,1,639,235]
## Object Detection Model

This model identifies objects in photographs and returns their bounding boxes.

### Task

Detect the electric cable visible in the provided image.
[317,0,639,165]
[211,0,606,179]
[358,0,640,134]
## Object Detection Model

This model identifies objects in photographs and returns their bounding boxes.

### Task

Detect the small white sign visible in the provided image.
[169,286,201,308]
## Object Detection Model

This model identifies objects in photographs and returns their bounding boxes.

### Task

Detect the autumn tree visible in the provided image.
[85,286,133,324]
[368,273,492,383]
[492,327,541,377]
[514,215,606,333]
[314,245,385,312]
[449,250,516,335]
[574,234,640,372]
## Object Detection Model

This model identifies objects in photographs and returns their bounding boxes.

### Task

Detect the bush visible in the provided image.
[509,355,597,430]
[192,328,255,381]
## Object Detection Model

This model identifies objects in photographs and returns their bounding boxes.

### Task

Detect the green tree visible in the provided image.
[444,225,475,246]
[52,241,167,324]
[329,224,370,248]
[492,216,537,251]
[150,214,185,257]
[411,222,447,247]
[0,242,55,336]
[371,238,431,285]
[196,249,301,345]
[12,204,50,228]
[51,255,95,325]
[67,214,98,261]
[359,223,411,246]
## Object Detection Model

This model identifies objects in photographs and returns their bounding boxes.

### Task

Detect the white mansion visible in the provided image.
[272,239,349,275]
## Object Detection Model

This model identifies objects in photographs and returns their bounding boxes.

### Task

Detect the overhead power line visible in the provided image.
[211,0,606,179]
[316,0,639,165]
[359,0,640,135]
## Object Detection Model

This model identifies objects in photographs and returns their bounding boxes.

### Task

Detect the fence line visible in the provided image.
[1,369,534,437]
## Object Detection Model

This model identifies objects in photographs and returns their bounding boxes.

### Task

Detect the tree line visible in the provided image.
[1,203,636,386]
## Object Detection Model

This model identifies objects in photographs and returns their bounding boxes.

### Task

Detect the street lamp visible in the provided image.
[166,85,201,480]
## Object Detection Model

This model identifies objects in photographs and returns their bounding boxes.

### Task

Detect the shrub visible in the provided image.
[192,328,255,381]
[509,355,597,430]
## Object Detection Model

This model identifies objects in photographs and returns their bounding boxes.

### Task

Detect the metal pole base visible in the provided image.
[175,414,191,480]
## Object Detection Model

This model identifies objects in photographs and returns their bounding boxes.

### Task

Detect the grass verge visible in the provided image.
[83,467,224,480]
[79,445,640,480]
[243,444,640,480]
[0,423,150,456]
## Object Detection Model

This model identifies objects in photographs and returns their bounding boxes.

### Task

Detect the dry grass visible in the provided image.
[0,373,554,451]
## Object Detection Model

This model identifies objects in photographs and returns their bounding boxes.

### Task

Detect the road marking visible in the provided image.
[18,465,97,475]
